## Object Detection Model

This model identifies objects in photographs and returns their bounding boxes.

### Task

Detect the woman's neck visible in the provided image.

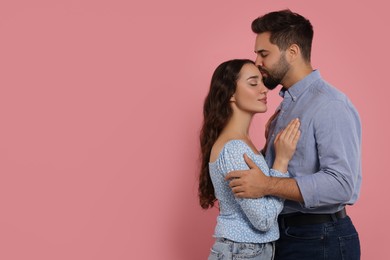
[209,110,259,163]
[221,111,253,140]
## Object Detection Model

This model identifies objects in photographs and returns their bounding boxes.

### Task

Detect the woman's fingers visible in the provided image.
[281,118,300,142]
[292,129,301,146]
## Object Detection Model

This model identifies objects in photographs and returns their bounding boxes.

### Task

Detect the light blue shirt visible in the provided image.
[209,140,289,243]
[265,70,362,214]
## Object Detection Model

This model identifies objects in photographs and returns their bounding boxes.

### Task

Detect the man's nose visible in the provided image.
[255,56,263,67]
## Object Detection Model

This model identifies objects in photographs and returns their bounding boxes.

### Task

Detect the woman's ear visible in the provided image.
[230,94,236,102]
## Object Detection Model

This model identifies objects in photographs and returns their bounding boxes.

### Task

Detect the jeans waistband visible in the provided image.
[215,238,271,249]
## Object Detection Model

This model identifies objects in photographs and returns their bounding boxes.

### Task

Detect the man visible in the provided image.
[226,9,362,259]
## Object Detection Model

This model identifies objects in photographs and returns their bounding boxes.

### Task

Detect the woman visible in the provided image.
[199,59,300,260]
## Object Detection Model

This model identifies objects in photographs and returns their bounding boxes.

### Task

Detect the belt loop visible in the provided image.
[330,213,337,222]
[279,216,285,229]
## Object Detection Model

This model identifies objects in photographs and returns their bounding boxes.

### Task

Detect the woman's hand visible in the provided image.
[272,118,301,173]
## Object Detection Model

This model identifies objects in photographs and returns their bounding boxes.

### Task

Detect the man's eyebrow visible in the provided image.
[254,49,267,54]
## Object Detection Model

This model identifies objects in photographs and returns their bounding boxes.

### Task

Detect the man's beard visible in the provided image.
[261,72,282,90]
[259,54,290,90]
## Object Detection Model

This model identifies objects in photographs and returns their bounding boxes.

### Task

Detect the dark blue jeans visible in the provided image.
[275,216,360,260]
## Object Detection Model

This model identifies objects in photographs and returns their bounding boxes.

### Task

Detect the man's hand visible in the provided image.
[225,154,271,198]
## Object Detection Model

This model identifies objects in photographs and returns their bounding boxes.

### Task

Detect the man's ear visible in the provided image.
[287,44,300,61]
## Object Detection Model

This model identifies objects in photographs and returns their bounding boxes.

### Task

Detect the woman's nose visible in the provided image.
[260,84,268,93]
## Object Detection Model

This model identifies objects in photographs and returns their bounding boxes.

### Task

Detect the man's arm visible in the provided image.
[293,100,361,208]
[226,154,304,202]
[227,101,361,208]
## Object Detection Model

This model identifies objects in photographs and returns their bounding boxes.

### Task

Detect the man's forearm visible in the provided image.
[267,177,304,202]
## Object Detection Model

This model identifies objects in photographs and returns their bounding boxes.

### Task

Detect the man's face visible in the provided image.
[254,32,290,90]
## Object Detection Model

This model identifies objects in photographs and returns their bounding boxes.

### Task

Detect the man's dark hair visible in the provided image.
[252,9,314,62]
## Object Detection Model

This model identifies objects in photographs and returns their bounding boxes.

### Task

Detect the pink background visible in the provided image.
[0,0,387,259]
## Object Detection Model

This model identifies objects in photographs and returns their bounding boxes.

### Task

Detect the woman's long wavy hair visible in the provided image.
[199,59,255,209]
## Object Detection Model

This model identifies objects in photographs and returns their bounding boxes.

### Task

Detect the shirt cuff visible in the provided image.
[269,169,291,178]
[295,175,319,208]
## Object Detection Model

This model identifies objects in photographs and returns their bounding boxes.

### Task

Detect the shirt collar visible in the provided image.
[279,70,321,101]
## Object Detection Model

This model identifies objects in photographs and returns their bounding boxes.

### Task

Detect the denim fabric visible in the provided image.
[208,238,274,260]
[275,216,360,260]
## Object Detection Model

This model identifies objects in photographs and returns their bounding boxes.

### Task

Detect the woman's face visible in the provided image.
[230,63,268,114]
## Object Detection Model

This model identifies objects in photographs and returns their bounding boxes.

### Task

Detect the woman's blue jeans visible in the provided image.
[208,237,275,260]
[275,216,360,260]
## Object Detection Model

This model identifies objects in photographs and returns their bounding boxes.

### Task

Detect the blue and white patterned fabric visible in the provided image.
[209,140,290,243]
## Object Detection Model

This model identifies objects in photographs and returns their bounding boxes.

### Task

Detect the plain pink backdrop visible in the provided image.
[0,0,387,259]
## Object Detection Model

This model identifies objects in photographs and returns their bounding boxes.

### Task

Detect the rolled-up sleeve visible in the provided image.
[295,100,361,208]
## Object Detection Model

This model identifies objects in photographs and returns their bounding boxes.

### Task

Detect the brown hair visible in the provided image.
[199,59,254,209]
[251,9,313,62]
